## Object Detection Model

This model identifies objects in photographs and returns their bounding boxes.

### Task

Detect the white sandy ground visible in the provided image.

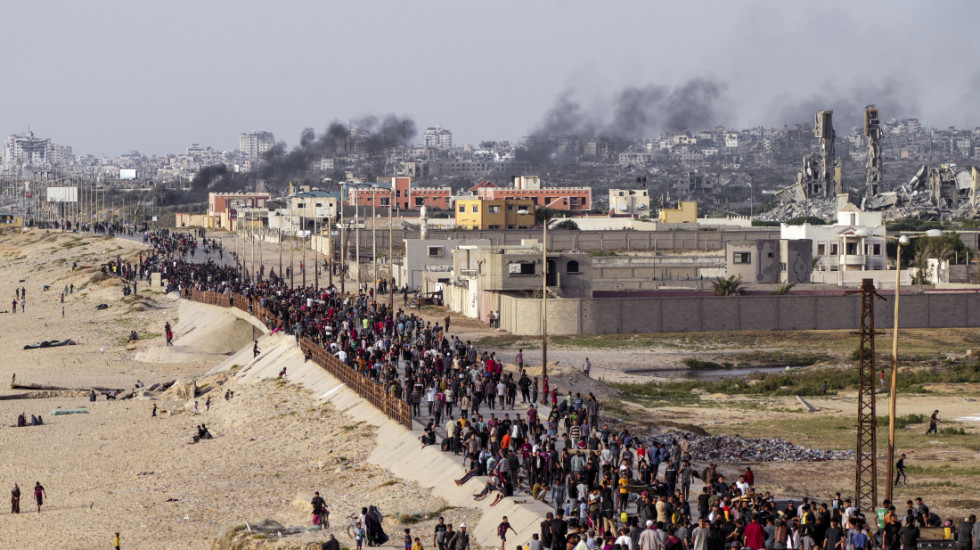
[0,230,480,549]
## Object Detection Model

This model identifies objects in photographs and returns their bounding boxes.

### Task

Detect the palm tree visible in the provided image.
[712,275,744,296]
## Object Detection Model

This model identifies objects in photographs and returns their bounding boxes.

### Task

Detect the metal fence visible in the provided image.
[185,289,412,429]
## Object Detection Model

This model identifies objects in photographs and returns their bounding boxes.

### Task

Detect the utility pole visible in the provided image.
[340,185,346,297]
[314,205,319,292]
[847,278,881,512]
[355,188,361,294]
[389,188,394,313]
[372,186,378,297]
[302,206,307,289]
[289,198,294,288]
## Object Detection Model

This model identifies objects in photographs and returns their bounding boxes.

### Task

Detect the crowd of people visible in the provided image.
[108,228,977,550]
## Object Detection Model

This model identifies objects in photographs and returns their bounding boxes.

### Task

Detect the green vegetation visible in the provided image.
[770,282,796,296]
[875,413,928,429]
[886,218,947,232]
[682,358,725,370]
[711,275,743,296]
[785,216,828,225]
[612,360,980,401]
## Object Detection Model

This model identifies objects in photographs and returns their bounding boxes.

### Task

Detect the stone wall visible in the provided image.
[498,291,980,335]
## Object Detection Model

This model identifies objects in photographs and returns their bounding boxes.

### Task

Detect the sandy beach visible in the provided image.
[0,230,478,549]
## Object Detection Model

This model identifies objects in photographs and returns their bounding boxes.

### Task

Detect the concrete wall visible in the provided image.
[322,228,783,257]
[498,291,980,335]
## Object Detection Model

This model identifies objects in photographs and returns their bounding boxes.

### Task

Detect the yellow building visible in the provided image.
[0,212,23,232]
[455,198,535,230]
[658,201,697,223]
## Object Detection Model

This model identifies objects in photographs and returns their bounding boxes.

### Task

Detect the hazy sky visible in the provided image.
[2,1,978,157]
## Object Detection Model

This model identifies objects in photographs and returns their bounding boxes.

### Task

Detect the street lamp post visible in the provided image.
[388,188,395,314]
[540,197,566,403]
[372,185,378,298]
[884,228,942,503]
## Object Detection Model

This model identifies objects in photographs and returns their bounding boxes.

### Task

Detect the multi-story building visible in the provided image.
[348,176,452,211]
[207,192,271,230]
[2,132,73,170]
[239,131,275,158]
[473,175,591,213]
[454,198,535,230]
[608,189,650,216]
[423,126,453,149]
[781,205,887,275]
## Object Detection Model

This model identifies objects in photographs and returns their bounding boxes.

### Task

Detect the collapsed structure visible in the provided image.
[771,106,980,221]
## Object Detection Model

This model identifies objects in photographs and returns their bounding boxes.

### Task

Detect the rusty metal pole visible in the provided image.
[851,278,881,512]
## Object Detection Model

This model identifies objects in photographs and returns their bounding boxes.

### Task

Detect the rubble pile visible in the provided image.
[755,197,838,223]
[649,432,853,462]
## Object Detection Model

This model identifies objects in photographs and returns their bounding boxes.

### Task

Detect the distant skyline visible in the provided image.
[2,1,978,157]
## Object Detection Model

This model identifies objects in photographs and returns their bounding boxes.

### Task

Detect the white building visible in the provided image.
[239,131,275,158]
[2,132,72,169]
[423,126,453,149]
[781,205,888,276]
[608,189,650,216]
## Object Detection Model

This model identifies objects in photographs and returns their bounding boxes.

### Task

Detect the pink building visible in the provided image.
[348,177,451,211]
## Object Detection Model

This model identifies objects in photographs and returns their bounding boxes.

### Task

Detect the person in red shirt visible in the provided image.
[743,514,766,550]
[744,467,755,487]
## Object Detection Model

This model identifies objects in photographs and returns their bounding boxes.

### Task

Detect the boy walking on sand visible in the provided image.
[34,482,46,513]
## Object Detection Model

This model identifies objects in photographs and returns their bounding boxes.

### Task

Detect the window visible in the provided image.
[488,224,501,229]
[850,213,857,225]
[428,246,444,257]
[733,252,751,264]
[415,197,424,206]
[508,262,535,275]
[488,206,500,213]
[567,260,580,273]
[831,244,839,255]
[846,243,858,255]
[507,204,514,211]
[873,244,881,255]
[458,205,465,213]
[472,206,479,213]
[780,263,787,272]
[817,244,826,256]
[380,197,390,207]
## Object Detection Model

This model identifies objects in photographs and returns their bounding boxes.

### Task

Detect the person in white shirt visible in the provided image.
[615,528,634,550]
[735,475,750,496]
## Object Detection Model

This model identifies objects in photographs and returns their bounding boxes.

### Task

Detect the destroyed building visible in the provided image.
[767,106,980,222]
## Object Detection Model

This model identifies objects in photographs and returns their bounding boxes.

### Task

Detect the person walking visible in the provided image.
[926,410,940,435]
[114,532,121,550]
[165,322,174,346]
[34,481,46,513]
[894,453,908,487]
[152,403,157,418]
[11,483,20,513]
[583,358,592,378]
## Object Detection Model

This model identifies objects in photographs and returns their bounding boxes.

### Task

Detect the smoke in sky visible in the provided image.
[259,115,416,186]
[530,77,732,142]
[770,77,921,131]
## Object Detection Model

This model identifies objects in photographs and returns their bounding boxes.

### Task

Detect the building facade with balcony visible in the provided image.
[781,206,887,273]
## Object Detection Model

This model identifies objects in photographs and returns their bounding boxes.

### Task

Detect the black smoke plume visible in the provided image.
[524,77,730,163]
[259,115,417,187]
[531,77,730,141]
[772,77,920,130]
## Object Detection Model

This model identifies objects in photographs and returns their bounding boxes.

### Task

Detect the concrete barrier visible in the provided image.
[200,301,552,548]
